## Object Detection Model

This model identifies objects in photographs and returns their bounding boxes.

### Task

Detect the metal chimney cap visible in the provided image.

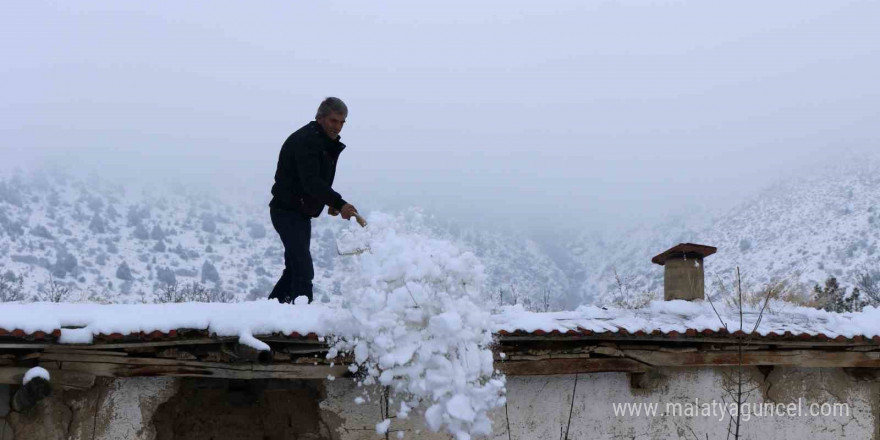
[651,243,717,266]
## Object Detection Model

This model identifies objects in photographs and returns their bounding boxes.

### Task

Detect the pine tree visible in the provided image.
[850,287,863,312]
[814,276,862,312]
[814,276,846,312]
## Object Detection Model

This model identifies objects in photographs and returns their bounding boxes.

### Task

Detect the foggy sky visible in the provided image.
[2,1,879,232]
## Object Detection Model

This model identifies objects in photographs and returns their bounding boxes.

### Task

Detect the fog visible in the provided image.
[3,1,879,232]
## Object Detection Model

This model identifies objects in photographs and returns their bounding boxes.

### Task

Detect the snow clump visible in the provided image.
[329,212,506,439]
[23,366,50,385]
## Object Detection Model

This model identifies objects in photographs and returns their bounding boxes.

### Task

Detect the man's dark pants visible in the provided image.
[268,208,314,303]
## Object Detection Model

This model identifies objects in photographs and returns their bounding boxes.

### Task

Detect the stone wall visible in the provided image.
[3,378,176,440]
[1,385,13,440]
[2,367,878,439]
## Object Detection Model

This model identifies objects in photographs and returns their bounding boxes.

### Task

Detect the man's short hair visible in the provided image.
[316,97,348,119]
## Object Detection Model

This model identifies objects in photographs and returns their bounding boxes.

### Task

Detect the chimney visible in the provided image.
[651,243,717,301]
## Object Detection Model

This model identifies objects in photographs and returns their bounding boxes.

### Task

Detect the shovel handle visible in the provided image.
[354,213,368,228]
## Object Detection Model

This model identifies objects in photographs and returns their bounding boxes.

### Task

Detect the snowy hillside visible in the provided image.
[2,154,878,309]
[573,153,880,303]
[0,169,572,307]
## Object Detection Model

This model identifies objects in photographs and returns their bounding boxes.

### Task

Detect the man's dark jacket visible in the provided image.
[270,121,347,217]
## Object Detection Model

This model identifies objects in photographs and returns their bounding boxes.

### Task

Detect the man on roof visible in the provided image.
[268,97,359,304]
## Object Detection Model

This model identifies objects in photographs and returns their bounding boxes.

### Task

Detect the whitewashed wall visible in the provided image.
[2,367,878,439]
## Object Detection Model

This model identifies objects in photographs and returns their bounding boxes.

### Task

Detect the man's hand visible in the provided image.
[328,206,340,216]
[340,203,358,220]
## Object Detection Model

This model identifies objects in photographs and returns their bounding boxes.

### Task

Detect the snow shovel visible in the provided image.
[336,212,370,256]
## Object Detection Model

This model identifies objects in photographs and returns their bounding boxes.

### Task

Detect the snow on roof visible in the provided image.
[1,299,879,345]
[493,300,880,342]
[0,300,335,344]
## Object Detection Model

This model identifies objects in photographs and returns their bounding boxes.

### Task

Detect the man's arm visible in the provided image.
[293,141,346,210]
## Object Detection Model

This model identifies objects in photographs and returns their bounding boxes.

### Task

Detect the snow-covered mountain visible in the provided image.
[0,169,572,307]
[2,153,878,308]
[571,153,880,303]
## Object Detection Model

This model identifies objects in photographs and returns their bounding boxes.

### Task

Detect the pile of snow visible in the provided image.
[23,366,50,385]
[328,212,505,440]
